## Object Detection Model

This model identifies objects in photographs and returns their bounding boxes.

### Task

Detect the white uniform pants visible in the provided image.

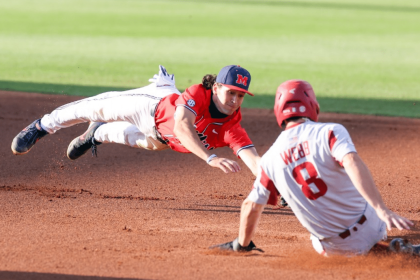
[310,204,387,256]
[40,83,180,151]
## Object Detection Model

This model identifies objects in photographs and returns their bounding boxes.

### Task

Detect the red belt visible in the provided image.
[338,214,367,239]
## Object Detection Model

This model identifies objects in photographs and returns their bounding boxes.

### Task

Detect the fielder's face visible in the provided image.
[212,84,245,115]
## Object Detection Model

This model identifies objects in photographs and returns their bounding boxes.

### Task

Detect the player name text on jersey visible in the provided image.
[280,141,310,165]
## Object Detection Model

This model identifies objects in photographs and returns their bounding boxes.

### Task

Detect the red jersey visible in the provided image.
[154,84,254,155]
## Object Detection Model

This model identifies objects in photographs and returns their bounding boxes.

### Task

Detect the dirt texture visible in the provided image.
[1,91,420,280]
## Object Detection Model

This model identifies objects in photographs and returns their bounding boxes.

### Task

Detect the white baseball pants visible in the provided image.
[40,83,180,151]
[310,204,387,256]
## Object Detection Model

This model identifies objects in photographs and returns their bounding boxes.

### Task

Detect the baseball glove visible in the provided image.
[209,237,264,252]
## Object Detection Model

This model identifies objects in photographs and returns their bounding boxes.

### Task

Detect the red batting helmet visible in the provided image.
[274,80,320,127]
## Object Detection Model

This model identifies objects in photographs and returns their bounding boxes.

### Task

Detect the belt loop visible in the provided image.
[339,229,351,239]
[358,214,367,225]
[339,214,367,239]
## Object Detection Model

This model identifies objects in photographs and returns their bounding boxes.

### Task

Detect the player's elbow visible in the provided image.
[172,123,182,137]
[342,152,359,169]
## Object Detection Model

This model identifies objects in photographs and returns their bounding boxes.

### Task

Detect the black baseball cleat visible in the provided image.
[11,118,48,155]
[388,238,420,256]
[67,122,104,160]
[280,196,288,207]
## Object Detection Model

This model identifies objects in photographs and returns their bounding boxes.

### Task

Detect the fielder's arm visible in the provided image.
[238,147,260,176]
[173,106,241,173]
[342,152,413,231]
[238,198,265,247]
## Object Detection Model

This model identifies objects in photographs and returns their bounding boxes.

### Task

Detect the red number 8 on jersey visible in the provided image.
[292,162,328,200]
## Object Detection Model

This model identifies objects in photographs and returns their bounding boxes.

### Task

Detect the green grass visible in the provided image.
[0,0,419,117]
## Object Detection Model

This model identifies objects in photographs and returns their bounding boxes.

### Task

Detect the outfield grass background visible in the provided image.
[0,0,419,117]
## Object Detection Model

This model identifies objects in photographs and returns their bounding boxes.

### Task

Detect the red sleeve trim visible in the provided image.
[328,130,337,152]
[225,123,253,156]
[260,168,279,206]
[176,104,197,116]
[329,130,345,167]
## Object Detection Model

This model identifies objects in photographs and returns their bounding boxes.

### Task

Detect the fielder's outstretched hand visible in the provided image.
[376,207,413,231]
[208,157,241,173]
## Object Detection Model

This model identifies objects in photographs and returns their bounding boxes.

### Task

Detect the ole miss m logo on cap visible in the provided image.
[215,65,253,96]
[236,74,248,86]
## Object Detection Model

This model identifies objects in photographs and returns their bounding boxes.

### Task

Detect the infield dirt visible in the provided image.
[1,91,420,280]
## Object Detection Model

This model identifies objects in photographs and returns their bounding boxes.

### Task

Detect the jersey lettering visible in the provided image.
[280,141,310,165]
[196,130,214,150]
[303,141,310,155]
[297,144,306,158]
[292,161,328,200]
[281,149,293,165]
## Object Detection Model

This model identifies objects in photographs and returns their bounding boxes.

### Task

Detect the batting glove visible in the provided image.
[149,65,176,87]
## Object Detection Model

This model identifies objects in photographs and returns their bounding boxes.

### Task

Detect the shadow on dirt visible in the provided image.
[171,206,295,216]
[0,271,151,280]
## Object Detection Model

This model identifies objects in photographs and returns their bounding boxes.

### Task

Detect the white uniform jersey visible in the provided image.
[248,120,367,239]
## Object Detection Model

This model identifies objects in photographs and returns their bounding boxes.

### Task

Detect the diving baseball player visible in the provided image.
[11,65,260,176]
[211,80,419,256]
